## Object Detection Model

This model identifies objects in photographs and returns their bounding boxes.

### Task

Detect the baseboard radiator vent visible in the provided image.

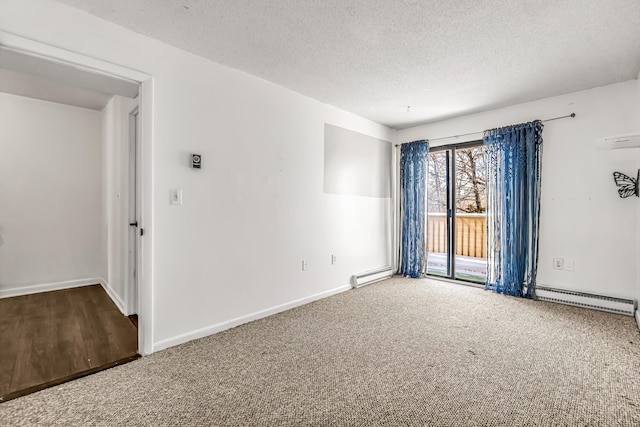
[351,266,393,289]
[536,286,636,316]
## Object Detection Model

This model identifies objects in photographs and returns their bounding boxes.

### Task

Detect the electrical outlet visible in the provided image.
[564,260,574,271]
[302,260,308,271]
[553,258,564,270]
[331,254,337,265]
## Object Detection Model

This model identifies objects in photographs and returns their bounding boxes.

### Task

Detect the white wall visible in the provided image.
[151,58,395,347]
[0,0,396,350]
[0,92,103,294]
[324,124,392,197]
[636,72,640,313]
[399,80,640,300]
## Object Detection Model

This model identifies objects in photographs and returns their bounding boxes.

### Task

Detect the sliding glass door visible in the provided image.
[426,150,451,277]
[426,143,487,283]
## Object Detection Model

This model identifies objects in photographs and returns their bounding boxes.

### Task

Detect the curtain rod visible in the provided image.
[395,113,576,147]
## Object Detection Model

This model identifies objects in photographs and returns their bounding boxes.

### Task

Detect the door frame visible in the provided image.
[0,31,156,355]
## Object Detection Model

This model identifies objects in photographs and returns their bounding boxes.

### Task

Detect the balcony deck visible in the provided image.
[427,213,487,283]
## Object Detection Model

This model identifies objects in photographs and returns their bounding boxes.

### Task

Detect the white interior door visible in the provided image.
[127,108,139,315]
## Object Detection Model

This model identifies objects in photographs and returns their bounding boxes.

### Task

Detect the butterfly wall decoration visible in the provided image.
[612,169,639,198]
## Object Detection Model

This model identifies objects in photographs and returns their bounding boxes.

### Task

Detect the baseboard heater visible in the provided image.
[351,266,393,289]
[536,286,636,316]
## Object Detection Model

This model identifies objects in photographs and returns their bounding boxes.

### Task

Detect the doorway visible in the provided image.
[0,32,154,400]
[0,33,156,355]
[426,142,488,284]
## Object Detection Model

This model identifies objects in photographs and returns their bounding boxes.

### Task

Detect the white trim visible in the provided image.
[137,78,154,356]
[0,278,103,299]
[0,31,149,82]
[153,284,351,352]
[636,309,640,332]
[0,276,127,319]
[392,144,400,273]
[98,278,127,316]
[0,31,155,356]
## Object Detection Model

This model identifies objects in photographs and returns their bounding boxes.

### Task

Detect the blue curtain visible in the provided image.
[484,121,543,297]
[399,140,429,278]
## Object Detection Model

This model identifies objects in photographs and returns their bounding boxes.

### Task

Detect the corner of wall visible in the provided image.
[101,95,133,313]
[0,278,102,300]
[99,277,127,315]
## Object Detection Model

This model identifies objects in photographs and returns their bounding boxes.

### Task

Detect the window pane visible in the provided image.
[454,147,487,283]
[426,151,449,277]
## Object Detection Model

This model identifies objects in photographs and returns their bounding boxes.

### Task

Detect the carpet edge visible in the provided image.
[153,284,351,352]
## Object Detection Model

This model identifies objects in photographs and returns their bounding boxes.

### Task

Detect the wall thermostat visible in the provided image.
[192,154,202,169]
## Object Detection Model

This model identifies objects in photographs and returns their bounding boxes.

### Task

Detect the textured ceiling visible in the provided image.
[54,0,640,129]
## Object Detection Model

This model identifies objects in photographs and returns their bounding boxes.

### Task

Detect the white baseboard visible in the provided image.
[98,278,127,316]
[636,309,640,332]
[154,284,351,352]
[0,277,103,299]
[0,277,128,318]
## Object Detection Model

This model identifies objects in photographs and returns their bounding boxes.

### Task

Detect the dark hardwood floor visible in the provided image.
[0,285,139,402]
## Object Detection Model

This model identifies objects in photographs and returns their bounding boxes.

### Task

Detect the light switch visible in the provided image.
[170,189,183,205]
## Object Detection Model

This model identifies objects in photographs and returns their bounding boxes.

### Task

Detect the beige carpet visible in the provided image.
[2,277,639,426]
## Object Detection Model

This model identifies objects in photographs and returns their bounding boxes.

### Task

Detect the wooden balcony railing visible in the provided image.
[427,213,487,259]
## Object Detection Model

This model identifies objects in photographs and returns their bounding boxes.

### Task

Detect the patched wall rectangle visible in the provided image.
[323,124,392,198]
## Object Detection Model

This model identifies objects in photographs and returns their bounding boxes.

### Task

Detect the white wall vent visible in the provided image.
[536,287,636,316]
[596,133,640,150]
[351,266,393,289]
